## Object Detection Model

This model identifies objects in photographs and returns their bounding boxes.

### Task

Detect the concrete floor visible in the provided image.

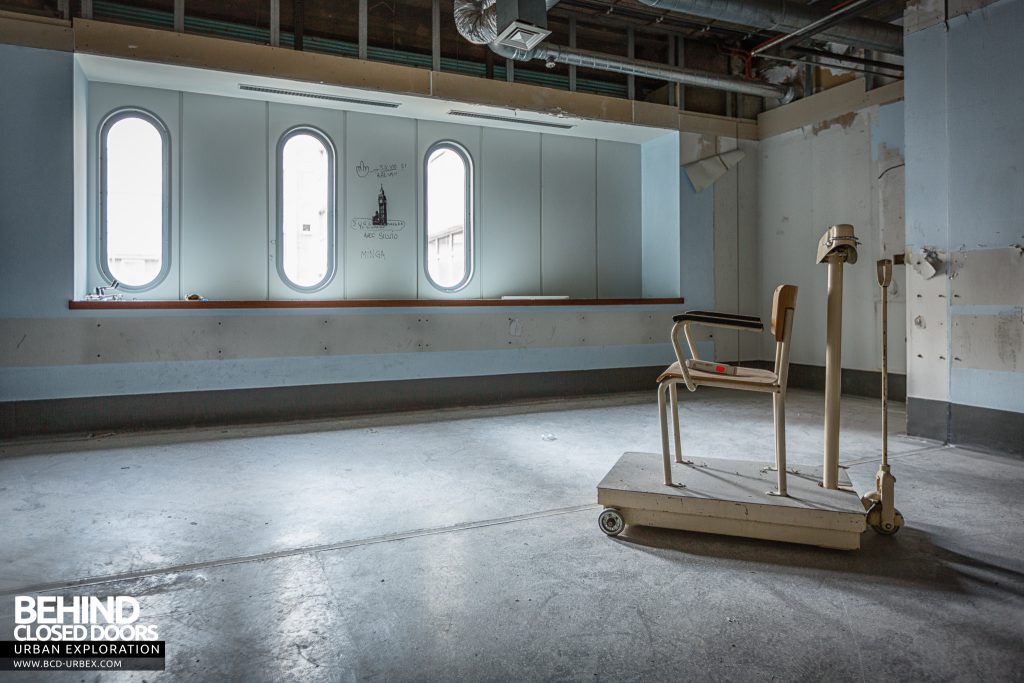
[1,388,1022,681]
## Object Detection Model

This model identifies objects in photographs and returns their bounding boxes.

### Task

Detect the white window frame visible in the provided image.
[275,126,337,293]
[98,107,172,291]
[423,140,474,293]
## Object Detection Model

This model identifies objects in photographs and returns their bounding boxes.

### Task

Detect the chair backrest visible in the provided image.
[771,284,798,342]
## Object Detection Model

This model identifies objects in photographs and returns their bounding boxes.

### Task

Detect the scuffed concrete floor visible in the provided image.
[1,388,1022,681]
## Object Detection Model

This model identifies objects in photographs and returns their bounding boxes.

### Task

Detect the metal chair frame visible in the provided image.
[657,285,798,495]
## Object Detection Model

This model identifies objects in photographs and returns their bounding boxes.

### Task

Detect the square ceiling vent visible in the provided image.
[494,20,551,51]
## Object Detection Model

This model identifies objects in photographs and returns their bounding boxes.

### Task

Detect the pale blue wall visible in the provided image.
[640,134,681,298]
[871,101,904,162]
[0,44,75,318]
[679,173,715,312]
[0,44,679,402]
[904,0,1024,415]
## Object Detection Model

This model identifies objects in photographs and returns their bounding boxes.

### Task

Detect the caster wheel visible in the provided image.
[867,502,904,535]
[598,508,625,536]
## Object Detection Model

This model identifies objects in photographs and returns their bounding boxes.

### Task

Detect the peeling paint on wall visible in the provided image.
[871,102,905,162]
[910,248,945,279]
[810,111,859,135]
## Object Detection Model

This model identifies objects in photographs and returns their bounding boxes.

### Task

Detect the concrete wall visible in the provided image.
[903,0,1024,436]
[0,44,682,411]
[755,100,906,375]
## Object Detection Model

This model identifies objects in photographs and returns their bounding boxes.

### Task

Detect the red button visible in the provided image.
[715,365,726,373]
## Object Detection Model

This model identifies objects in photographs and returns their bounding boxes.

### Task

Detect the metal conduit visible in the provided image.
[455,0,793,101]
[749,0,892,55]
[637,0,902,54]
[494,41,793,100]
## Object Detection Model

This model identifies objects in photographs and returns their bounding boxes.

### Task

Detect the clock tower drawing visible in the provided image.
[372,184,388,226]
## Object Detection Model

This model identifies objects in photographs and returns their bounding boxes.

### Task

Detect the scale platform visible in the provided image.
[597,452,868,550]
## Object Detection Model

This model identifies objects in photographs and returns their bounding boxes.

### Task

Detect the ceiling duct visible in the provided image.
[454,0,793,102]
[636,0,902,54]
[495,0,552,51]
[457,0,562,45]
[490,41,794,101]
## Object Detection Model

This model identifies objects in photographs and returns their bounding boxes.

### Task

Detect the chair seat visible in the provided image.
[657,361,778,386]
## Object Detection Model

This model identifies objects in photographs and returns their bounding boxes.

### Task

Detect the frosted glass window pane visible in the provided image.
[425,144,471,290]
[280,131,333,289]
[103,115,166,287]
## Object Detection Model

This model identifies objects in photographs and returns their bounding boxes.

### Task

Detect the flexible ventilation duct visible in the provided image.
[454,0,793,101]
[637,0,902,54]
[454,0,498,45]
[457,0,562,45]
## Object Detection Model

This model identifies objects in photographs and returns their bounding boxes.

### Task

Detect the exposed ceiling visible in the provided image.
[2,0,905,115]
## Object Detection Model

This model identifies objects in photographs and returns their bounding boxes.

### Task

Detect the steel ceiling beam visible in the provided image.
[750,0,891,56]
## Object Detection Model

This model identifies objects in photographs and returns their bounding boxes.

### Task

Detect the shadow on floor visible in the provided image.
[613,524,1024,597]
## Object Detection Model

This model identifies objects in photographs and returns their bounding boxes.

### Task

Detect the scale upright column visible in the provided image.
[815,224,858,491]
[823,254,844,489]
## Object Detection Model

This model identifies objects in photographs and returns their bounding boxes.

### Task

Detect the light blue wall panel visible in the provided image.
[0,344,674,401]
[541,134,597,297]
[904,27,949,249]
[679,172,715,311]
[904,0,1024,414]
[596,140,642,298]
[871,101,904,162]
[951,368,1024,413]
[0,45,74,318]
[640,134,680,298]
[479,128,542,297]
[946,0,1024,249]
[180,93,268,299]
[343,112,417,298]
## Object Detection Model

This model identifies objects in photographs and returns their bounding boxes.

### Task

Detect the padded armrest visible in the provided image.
[673,310,764,330]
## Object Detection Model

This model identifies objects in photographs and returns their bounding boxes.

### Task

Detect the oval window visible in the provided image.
[277,128,336,291]
[424,142,473,291]
[100,111,170,289]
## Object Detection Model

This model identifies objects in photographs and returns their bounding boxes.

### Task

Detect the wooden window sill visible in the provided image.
[69,298,684,310]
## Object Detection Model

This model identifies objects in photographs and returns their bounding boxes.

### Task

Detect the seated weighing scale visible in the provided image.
[597,225,904,550]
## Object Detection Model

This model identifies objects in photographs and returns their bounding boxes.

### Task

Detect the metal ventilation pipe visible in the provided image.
[637,0,902,54]
[492,41,794,101]
[454,0,793,102]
